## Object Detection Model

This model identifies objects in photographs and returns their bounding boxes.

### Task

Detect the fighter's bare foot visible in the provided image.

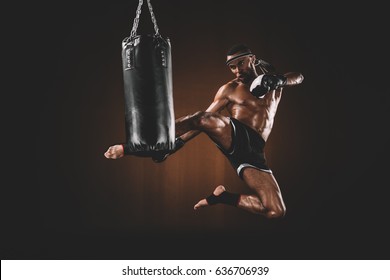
[193,185,226,210]
[104,145,124,159]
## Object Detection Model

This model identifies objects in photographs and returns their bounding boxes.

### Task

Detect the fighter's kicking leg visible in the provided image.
[104,111,231,160]
[104,144,124,159]
[175,111,233,150]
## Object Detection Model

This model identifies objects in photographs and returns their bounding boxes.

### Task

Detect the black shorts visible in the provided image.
[216,117,272,178]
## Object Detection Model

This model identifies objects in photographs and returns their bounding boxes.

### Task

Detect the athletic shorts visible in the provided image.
[216,117,272,178]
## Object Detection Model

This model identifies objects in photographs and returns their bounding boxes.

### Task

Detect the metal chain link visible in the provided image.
[146,0,159,35]
[130,0,143,38]
[130,0,160,38]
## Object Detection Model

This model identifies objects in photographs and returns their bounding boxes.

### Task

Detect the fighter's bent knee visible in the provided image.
[266,207,286,219]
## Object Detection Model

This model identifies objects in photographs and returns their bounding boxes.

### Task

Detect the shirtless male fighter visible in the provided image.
[105,44,304,218]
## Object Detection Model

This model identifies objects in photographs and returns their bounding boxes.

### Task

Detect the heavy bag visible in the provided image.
[121,0,175,157]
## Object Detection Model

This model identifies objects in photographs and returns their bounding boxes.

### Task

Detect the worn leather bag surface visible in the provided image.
[121,1,175,157]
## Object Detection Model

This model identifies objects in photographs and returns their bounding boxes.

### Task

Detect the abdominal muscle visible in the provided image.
[228,90,282,142]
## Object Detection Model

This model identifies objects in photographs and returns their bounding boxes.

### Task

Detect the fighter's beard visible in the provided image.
[238,72,257,84]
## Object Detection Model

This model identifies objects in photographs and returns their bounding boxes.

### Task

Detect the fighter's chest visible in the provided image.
[227,93,266,109]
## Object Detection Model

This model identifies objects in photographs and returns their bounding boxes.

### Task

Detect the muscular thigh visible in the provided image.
[198,112,232,150]
[241,167,284,208]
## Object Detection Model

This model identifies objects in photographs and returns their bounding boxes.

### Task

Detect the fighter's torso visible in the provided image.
[224,81,282,141]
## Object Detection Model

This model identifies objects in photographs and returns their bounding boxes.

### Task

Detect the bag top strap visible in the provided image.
[130,0,160,39]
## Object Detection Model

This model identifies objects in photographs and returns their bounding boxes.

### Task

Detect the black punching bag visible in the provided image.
[121,0,175,157]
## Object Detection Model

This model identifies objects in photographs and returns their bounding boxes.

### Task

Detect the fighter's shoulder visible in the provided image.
[217,80,239,95]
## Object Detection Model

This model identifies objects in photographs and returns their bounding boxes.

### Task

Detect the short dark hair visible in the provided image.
[226,44,252,56]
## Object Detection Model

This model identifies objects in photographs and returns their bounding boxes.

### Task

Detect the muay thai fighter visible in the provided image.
[105,44,304,218]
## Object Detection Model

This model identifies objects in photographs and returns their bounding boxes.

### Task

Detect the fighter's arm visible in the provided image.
[250,72,304,98]
[206,85,231,113]
[284,72,304,86]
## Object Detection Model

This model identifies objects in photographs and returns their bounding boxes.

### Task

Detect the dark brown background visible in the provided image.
[3,0,389,259]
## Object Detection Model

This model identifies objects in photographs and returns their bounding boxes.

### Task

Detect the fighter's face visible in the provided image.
[227,54,255,83]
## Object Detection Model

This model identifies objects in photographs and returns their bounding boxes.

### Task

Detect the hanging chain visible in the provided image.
[130,0,160,38]
[130,0,143,38]
[146,0,159,36]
